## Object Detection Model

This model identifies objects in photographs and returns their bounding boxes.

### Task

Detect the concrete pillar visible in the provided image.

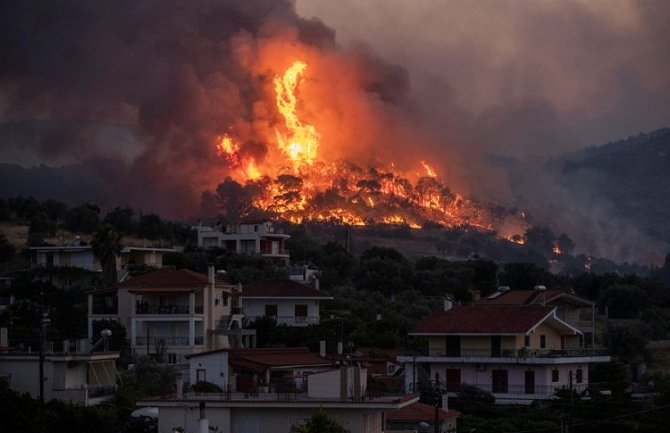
[189,319,195,346]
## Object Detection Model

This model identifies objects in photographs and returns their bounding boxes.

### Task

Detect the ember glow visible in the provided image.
[215,61,525,235]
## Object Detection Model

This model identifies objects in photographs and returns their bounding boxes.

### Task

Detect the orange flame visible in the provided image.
[421,161,437,178]
[274,61,320,170]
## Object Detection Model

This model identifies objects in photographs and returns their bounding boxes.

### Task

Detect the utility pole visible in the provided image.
[39,309,49,433]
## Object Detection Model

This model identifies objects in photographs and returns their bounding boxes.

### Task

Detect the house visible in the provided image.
[87,267,255,364]
[0,331,118,406]
[140,365,420,433]
[398,298,610,404]
[187,347,334,392]
[242,279,333,326]
[196,221,290,263]
[477,285,597,347]
[386,401,460,433]
[29,240,177,289]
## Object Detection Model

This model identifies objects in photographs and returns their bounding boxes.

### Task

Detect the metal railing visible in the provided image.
[135,336,203,346]
[135,304,190,314]
[272,315,320,326]
[406,347,609,358]
[88,386,116,398]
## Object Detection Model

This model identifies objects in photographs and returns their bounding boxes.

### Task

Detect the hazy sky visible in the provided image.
[296,0,670,156]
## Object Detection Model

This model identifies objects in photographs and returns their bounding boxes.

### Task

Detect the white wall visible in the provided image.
[189,352,229,389]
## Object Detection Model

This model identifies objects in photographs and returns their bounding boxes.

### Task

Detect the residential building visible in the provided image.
[398,299,610,404]
[87,267,255,364]
[29,240,176,289]
[0,332,118,406]
[242,279,333,326]
[477,285,597,346]
[140,365,419,433]
[386,401,459,433]
[187,347,334,392]
[196,221,290,263]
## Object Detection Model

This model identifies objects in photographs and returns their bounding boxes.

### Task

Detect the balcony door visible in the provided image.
[446,336,461,357]
[446,369,461,392]
[492,369,508,393]
[524,370,535,394]
[491,336,502,357]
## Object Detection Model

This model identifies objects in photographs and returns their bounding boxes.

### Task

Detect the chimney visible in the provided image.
[208,265,215,286]
[314,278,320,291]
[442,393,449,411]
[0,327,7,348]
[319,340,326,357]
[443,296,454,311]
[176,373,184,399]
[337,342,343,355]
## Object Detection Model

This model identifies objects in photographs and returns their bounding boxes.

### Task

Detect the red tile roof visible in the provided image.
[410,305,554,335]
[242,279,332,299]
[228,347,332,372]
[386,402,459,423]
[119,269,209,291]
[477,289,594,306]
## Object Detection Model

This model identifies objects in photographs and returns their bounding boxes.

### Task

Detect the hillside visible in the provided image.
[560,128,670,243]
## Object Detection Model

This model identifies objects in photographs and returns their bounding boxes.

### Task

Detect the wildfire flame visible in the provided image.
[212,60,527,239]
[273,61,319,170]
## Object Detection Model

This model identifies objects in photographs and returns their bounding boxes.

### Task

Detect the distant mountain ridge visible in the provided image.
[559,128,670,243]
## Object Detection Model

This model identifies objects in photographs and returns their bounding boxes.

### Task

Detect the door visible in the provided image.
[446,336,461,357]
[492,370,508,393]
[491,336,502,357]
[446,368,461,392]
[524,370,535,394]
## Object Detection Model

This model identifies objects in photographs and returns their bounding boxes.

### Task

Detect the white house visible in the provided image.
[398,300,610,404]
[187,347,333,392]
[197,221,290,263]
[242,279,333,326]
[140,365,419,433]
[0,334,118,406]
[88,267,255,365]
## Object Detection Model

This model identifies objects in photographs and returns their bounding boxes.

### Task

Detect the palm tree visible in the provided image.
[92,224,123,288]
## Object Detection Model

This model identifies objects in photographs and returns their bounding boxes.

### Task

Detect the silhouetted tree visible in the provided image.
[92,224,122,288]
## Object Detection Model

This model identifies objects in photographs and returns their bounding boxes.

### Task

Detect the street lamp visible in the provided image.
[100,328,112,352]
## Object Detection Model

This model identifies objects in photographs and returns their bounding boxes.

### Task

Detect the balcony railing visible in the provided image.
[88,386,116,399]
[135,336,204,346]
[91,305,118,315]
[415,381,590,396]
[270,315,320,326]
[136,304,190,314]
[405,347,609,358]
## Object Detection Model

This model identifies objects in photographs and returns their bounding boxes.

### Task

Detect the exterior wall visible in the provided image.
[156,405,383,433]
[308,367,366,399]
[190,352,230,389]
[244,298,321,326]
[530,322,562,350]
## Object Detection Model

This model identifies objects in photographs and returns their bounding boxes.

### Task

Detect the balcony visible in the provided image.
[399,347,610,364]
[135,336,204,346]
[273,315,320,326]
[135,304,190,315]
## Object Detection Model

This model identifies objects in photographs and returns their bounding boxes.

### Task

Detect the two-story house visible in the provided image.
[197,221,290,263]
[399,298,610,404]
[0,331,118,406]
[140,365,419,433]
[30,240,176,289]
[88,267,254,364]
[242,279,333,326]
[477,285,597,347]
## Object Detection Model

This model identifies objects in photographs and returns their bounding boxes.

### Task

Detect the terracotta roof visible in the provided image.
[477,289,594,306]
[242,279,332,299]
[386,402,460,423]
[119,269,209,291]
[229,347,332,373]
[410,305,554,335]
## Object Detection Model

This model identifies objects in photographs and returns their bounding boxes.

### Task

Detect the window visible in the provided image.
[540,335,546,348]
[222,295,229,306]
[552,369,559,382]
[576,368,583,384]
[445,336,461,357]
[446,369,461,392]
[167,353,178,364]
[524,335,530,347]
[265,304,278,317]
[295,304,308,322]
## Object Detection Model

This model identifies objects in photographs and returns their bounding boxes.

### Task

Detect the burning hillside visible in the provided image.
[211,60,525,237]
